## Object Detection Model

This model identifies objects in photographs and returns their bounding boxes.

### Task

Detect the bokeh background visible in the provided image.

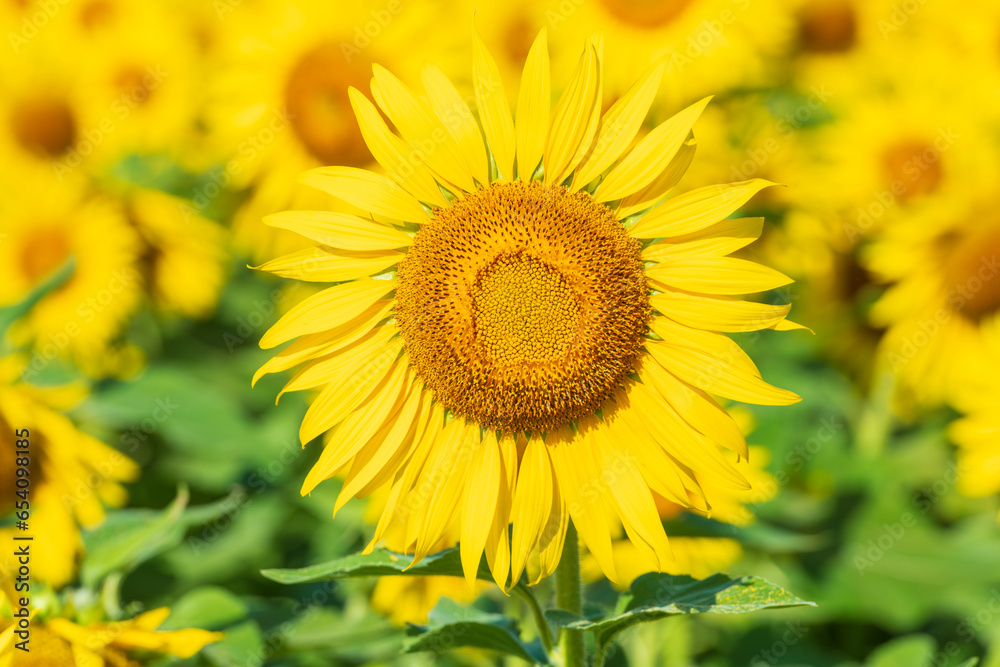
[2,0,1000,665]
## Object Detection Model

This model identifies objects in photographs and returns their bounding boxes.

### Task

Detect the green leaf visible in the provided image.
[0,257,75,341]
[864,634,935,667]
[662,513,825,553]
[159,586,249,631]
[261,547,494,586]
[402,598,549,665]
[80,487,239,587]
[958,659,980,667]
[546,572,814,651]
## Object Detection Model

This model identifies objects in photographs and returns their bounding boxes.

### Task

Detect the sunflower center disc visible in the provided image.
[395,180,650,433]
[285,42,372,166]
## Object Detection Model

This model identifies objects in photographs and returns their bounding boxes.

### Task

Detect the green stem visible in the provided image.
[556,522,585,667]
[512,585,554,656]
[856,371,895,459]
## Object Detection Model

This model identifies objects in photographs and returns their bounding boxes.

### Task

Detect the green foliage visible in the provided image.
[261,547,494,586]
[81,486,240,587]
[403,599,549,664]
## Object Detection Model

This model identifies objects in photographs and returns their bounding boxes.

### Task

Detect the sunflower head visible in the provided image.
[256,26,800,589]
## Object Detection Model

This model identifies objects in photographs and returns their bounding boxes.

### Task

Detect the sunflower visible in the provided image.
[864,156,1000,408]
[256,28,800,588]
[537,0,791,107]
[0,3,201,178]
[0,173,144,379]
[0,605,223,666]
[0,355,139,588]
[949,349,1000,523]
[581,408,778,586]
[122,187,230,319]
[207,0,456,262]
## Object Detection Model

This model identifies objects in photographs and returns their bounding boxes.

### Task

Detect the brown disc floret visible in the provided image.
[395,180,650,433]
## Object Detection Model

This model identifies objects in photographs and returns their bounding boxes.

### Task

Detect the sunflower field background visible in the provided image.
[2,0,1000,665]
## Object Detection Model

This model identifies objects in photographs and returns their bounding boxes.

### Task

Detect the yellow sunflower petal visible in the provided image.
[544,43,600,186]
[548,425,618,583]
[629,179,775,238]
[412,419,476,563]
[646,257,793,295]
[348,87,450,208]
[371,64,476,192]
[277,326,397,400]
[617,136,697,219]
[637,355,748,458]
[605,400,693,505]
[589,415,672,568]
[252,300,393,385]
[298,345,404,447]
[647,339,799,407]
[624,382,750,490]
[772,319,813,332]
[473,24,515,181]
[255,246,402,283]
[533,474,568,584]
[264,211,414,251]
[354,391,434,500]
[367,398,442,553]
[336,380,423,514]
[514,28,550,181]
[595,97,711,203]
[642,218,763,261]
[422,63,490,186]
[461,429,502,587]
[298,166,429,222]
[486,432,517,590]
[650,291,791,333]
[510,436,554,586]
[259,279,396,349]
[572,57,666,190]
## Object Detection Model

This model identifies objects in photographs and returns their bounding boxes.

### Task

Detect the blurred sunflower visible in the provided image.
[0,605,223,667]
[531,0,792,106]
[0,174,144,378]
[256,28,800,588]
[123,187,230,320]
[949,351,1000,523]
[61,0,204,170]
[780,0,928,89]
[208,0,454,262]
[581,407,778,586]
[0,355,139,588]
[864,163,1000,408]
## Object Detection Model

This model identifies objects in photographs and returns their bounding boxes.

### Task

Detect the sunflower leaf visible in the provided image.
[546,572,814,653]
[402,598,549,664]
[0,256,75,344]
[80,486,242,588]
[261,546,496,586]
